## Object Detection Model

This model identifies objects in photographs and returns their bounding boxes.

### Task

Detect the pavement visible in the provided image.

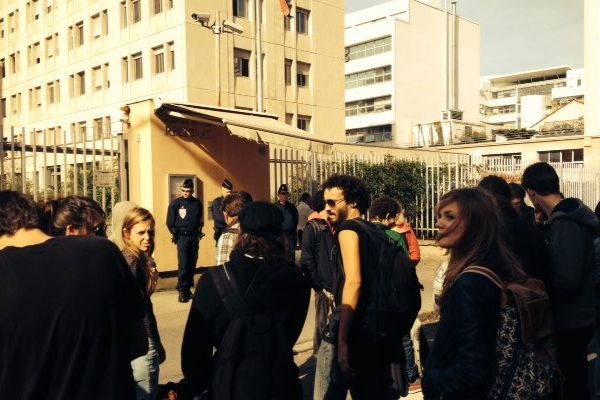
[152,243,446,399]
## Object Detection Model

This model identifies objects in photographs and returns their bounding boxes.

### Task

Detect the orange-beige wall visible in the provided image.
[125,99,270,271]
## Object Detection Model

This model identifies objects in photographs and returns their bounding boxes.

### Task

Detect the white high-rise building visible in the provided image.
[344,0,480,146]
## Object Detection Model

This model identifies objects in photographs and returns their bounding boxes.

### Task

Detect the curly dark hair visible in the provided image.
[0,191,40,236]
[322,174,371,214]
[369,196,400,220]
[51,195,106,236]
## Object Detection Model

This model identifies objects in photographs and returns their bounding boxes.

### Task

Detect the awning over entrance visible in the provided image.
[154,101,333,154]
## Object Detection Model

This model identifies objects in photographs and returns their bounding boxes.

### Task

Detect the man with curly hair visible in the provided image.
[315,175,397,400]
[0,191,147,399]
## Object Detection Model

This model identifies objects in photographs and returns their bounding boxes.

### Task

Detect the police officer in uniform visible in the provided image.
[167,178,204,303]
[274,184,298,261]
[210,178,233,245]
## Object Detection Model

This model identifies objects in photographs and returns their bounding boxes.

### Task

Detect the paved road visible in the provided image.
[152,243,446,399]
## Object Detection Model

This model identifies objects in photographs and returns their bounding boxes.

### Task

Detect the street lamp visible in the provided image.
[190,12,245,106]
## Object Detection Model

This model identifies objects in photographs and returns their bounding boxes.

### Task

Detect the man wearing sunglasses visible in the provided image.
[167,178,204,303]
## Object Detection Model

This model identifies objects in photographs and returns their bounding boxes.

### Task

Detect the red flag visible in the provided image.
[280,0,291,17]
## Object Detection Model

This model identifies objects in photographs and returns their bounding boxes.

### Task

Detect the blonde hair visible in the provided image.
[121,207,155,256]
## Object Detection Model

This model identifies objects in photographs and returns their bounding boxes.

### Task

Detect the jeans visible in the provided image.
[402,333,420,382]
[554,326,594,400]
[313,291,334,355]
[176,235,199,292]
[314,339,395,400]
[131,339,160,400]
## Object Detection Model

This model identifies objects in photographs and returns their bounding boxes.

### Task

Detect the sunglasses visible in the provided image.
[91,223,107,237]
[325,198,345,208]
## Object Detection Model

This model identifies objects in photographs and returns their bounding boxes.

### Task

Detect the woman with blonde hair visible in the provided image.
[117,206,165,400]
[422,187,526,400]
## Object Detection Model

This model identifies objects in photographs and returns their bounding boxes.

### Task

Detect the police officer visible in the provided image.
[166,178,204,303]
[274,184,298,261]
[210,178,233,245]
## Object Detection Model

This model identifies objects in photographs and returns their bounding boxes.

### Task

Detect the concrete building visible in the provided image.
[0,0,345,143]
[344,0,480,146]
[479,65,584,130]
[585,0,600,137]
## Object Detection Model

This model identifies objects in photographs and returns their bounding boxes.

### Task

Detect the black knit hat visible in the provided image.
[222,179,233,190]
[239,201,283,236]
[182,178,194,189]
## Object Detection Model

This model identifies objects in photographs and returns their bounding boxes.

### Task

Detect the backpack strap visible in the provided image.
[459,266,508,304]
[209,263,253,316]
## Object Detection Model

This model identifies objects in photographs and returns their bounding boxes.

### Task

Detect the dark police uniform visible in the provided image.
[210,196,227,244]
[275,200,298,261]
[166,195,203,297]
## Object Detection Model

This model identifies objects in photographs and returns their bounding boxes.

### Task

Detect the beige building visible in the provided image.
[0,0,345,143]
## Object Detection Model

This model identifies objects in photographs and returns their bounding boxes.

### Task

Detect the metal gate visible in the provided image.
[0,124,122,213]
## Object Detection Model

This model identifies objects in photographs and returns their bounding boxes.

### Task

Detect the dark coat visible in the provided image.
[181,250,310,398]
[422,271,501,400]
[300,218,335,291]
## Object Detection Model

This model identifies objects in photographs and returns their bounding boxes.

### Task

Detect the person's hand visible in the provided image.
[337,340,355,378]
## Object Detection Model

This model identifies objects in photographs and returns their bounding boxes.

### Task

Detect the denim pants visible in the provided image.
[131,339,160,400]
[176,235,199,292]
[314,340,394,400]
[402,333,420,382]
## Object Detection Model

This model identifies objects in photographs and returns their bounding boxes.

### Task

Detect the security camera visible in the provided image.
[222,20,244,34]
[191,13,211,23]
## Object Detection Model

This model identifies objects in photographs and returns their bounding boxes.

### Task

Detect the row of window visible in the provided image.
[345,95,392,117]
[232,48,311,88]
[345,66,392,89]
[231,0,310,35]
[285,113,311,131]
[1,43,175,117]
[345,36,391,62]
[0,0,173,41]
[481,149,584,165]
[345,124,392,143]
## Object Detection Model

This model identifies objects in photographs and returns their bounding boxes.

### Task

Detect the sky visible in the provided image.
[345,0,583,76]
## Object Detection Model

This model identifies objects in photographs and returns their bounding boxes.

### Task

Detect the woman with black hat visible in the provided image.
[180,201,310,400]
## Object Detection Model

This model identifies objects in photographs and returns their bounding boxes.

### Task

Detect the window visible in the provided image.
[0,18,4,38]
[297,115,311,131]
[32,86,42,108]
[103,63,110,88]
[47,80,60,104]
[345,36,391,62]
[76,71,86,95]
[297,62,310,87]
[538,149,584,164]
[29,0,41,22]
[168,0,173,9]
[8,11,19,34]
[45,0,53,14]
[233,0,247,18]
[91,13,101,39]
[133,52,143,80]
[75,121,87,142]
[75,21,84,46]
[102,10,108,35]
[284,15,290,31]
[29,42,41,65]
[153,45,164,74]
[0,98,6,118]
[132,0,141,23]
[234,48,250,77]
[93,118,103,139]
[0,59,4,78]
[168,41,175,70]
[345,65,392,89]
[296,8,309,34]
[153,0,162,14]
[345,125,392,143]
[9,52,19,74]
[345,95,392,116]
[92,66,102,91]
[285,113,293,125]
[122,56,129,83]
[120,1,128,28]
[45,34,59,59]
[284,59,292,85]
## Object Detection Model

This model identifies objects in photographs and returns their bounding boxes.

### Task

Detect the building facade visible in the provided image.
[344,0,480,146]
[0,0,345,143]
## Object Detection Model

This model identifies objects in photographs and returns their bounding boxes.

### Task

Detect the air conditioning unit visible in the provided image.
[441,109,464,120]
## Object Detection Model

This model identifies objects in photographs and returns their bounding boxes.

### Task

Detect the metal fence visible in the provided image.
[270,145,600,238]
[0,125,122,213]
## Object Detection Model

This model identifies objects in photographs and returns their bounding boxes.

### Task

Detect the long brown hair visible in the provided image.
[122,207,155,256]
[437,187,525,296]
[233,231,288,263]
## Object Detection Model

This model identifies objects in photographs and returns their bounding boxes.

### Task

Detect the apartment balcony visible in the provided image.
[552,86,584,100]
[482,113,517,125]
[482,96,517,108]
[345,110,394,130]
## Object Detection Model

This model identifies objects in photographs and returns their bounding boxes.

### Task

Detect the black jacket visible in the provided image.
[181,250,310,397]
[166,197,203,235]
[300,218,335,291]
[275,201,299,233]
[210,196,227,234]
[543,197,599,330]
[423,271,501,400]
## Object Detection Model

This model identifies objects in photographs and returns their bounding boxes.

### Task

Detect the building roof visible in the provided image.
[483,65,572,85]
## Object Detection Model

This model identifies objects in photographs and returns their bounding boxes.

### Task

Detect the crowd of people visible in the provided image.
[1,160,600,399]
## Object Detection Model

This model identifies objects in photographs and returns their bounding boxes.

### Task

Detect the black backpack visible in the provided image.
[352,219,423,342]
[206,264,302,400]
